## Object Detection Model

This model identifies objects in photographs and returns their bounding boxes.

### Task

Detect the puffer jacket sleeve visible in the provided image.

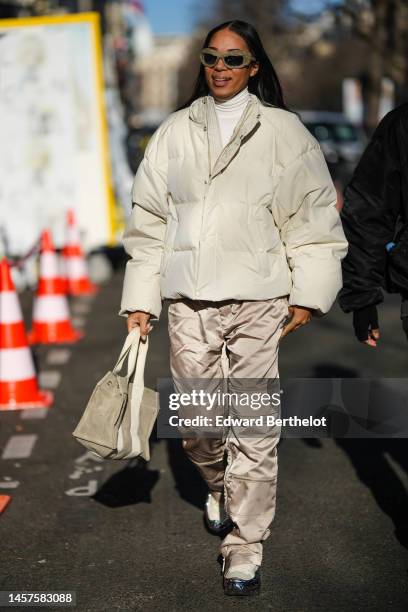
[272,145,348,314]
[119,122,169,320]
[338,109,404,312]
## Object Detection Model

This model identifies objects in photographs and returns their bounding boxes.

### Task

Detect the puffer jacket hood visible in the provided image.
[120,94,348,319]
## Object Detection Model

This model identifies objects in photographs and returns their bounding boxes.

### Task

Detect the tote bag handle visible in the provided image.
[113,327,149,389]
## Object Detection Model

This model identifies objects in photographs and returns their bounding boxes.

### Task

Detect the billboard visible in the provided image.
[0,13,118,255]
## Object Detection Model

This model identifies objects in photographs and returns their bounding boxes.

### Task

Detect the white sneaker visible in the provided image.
[204,492,233,535]
[223,559,261,596]
[206,492,225,522]
[224,563,259,580]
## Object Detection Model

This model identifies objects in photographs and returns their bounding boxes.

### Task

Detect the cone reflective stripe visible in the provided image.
[63,209,98,295]
[37,231,65,295]
[30,295,80,344]
[0,258,53,410]
[38,253,65,295]
[28,231,83,345]
[33,295,70,321]
[0,292,27,348]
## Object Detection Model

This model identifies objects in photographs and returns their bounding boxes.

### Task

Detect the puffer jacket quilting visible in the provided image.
[120,94,348,319]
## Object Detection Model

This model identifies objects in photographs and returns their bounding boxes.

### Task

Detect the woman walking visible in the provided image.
[120,20,347,596]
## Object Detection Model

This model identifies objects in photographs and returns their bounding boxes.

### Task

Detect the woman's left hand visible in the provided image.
[280,305,313,340]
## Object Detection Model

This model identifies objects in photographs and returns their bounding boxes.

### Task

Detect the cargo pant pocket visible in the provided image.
[224,474,278,544]
[225,474,277,515]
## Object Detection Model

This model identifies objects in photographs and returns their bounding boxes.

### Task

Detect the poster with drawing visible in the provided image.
[0,13,116,255]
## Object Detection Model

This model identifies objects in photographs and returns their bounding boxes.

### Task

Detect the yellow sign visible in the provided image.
[0,13,118,252]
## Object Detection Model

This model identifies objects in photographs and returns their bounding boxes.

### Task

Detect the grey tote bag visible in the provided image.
[72,327,158,461]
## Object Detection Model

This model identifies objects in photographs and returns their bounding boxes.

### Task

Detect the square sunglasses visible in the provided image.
[200,48,256,69]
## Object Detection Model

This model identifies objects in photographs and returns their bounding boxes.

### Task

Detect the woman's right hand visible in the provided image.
[126,311,152,339]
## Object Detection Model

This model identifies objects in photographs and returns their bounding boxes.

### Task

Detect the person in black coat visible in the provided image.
[338,103,408,346]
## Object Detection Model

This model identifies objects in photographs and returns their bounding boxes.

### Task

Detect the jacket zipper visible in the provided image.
[194,119,211,298]
[211,99,254,176]
[194,99,258,298]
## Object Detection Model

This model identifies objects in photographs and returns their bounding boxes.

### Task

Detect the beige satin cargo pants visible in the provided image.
[167,296,289,567]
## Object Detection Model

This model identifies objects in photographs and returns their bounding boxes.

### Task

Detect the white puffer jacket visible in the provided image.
[120,94,348,319]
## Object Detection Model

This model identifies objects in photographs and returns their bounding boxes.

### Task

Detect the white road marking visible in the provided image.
[46,349,71,366]
[0,480,20,489]
[81,294,96,303]
[71,302,91,315]
[72,316,85,328]
[65,479,98,496]
[75,451,104,465]
[2,435,38,459]
[21,408,49,420]
[38,370,62,389]
[68,465,103,480]
[68,469,83,480]
[71,295,95,310]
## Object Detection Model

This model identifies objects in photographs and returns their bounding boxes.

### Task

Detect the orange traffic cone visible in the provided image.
[28,231,83,345]
[0,258,53,410]
[0,495,12,514]
[63,210,98,296]
[58,251,68,295]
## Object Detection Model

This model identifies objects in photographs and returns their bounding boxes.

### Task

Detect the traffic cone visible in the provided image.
[0,495,12,514]
[0,258,53,410]
[63,209,98,296]
[58,251,68,295]
[28,231,83,345]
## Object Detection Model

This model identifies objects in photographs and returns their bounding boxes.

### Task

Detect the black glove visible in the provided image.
[353,305,379,342]
[401,298,408,340]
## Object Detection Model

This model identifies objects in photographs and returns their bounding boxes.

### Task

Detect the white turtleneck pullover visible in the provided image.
[213,87,250,148]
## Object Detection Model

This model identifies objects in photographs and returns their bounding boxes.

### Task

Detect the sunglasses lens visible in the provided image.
[224,55,245,68]
[201,52,218,67]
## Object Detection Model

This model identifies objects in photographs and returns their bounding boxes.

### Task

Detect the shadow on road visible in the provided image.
[92,459,160,508]
[165,438,207,511]
[301,363,408,551]
[336,438,408,550]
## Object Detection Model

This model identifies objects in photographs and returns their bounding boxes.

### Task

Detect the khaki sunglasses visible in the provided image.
[200,48,256,69]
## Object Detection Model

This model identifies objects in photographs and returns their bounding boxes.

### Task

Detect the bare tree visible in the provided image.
[209,0,296,61]
[331,0,408,132]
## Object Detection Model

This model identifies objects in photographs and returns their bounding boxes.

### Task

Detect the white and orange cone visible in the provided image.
[0,258,53,410]
[58,250,68,295]
[0,495,12,514]
[63,210,98,296]
[28,230,83,345]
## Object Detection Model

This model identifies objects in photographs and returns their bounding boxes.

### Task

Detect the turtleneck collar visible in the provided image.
[212,87,250,110]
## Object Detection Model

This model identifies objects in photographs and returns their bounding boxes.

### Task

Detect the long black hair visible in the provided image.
[179,20,290,111]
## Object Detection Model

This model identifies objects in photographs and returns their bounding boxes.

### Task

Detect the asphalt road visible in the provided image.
[0,268,407,611]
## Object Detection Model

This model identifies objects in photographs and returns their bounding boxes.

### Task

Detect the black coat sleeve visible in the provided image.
[338,105,408,313]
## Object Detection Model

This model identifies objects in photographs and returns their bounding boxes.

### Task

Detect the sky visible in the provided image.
[142,0,198,35]
[142,0,328,35]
